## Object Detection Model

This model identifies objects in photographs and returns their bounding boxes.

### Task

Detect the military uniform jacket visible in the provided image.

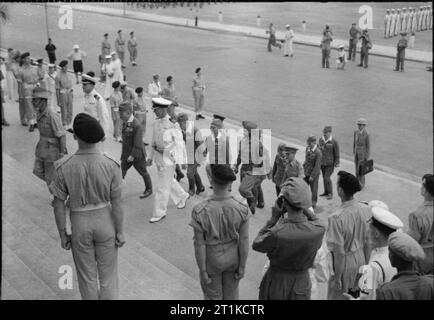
[204,132,231,165]
[353,129,370,160]
[318,137,340,167]
[252,212,325,272]
[121,116,146,161]
[376,271,434,300]
[35,107,65,161]
[303,146,322,179]
[281,159,304,183]
[397,38,408,52]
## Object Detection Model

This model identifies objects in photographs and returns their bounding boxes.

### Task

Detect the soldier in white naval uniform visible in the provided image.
[146,97,190,223]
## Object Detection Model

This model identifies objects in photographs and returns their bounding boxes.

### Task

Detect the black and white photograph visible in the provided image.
[0,0,432,309]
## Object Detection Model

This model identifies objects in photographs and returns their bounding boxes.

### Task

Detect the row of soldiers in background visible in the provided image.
[100,30,139,69]
[384,6,432,39]
[126,2,220,9]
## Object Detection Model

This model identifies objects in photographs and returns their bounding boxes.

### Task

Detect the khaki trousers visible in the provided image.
[70,206,119,300]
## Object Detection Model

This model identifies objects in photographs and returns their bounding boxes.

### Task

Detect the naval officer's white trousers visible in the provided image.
[152,164,188,219]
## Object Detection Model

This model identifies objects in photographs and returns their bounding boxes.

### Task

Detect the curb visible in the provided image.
[0,46,421,184]
[45,3,432,64]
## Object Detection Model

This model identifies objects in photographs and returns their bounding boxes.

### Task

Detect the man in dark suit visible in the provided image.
[318,126,340,200]
[353,118,370,189]
[303,136,322,208]
[119,102,152,198]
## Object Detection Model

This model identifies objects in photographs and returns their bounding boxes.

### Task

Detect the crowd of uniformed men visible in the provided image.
[0,18,432,302]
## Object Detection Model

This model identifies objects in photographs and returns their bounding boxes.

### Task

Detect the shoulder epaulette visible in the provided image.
[54,154,74,170]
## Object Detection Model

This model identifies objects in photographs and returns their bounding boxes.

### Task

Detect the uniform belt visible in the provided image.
[40,136,58,143]
[71,202,109,212]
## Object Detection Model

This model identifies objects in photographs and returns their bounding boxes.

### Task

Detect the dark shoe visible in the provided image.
[33,123,37,129]
[188,190,195,197]
[209,185,213,189]
[143,142,149,146]
[176,171,185,182]
[196,186,205,195]
[357,64,363,67]
[256,202,265,209]
[197,114,205,119]
[140,189,152,199]
[319,193,328,197]
[67,128,74,133]
[21,122,29,126]
[29,124,35,132]
[195,115,200,120]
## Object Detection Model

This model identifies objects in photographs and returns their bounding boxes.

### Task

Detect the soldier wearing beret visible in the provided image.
[327,171,372,300]
[190,164,250,300]
[49,113,125,299]
[353,118,370,189]
[32,84,67,201]
[303,136,322,208]
[55,60,74,130]
[119,102,152,199]
[318,126,339,200]
[408,174,433,275]
[395,32,408,72]
[18,52,39,132]
[253,177,325,299]
[115,30,126,69]
[376,232,433,300]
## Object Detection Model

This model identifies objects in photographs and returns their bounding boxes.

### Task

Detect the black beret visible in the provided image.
[135,87,143,94]
[37,58,43,64]
[73,113,105,143]
[211,164,236,185]
[104,33,108,37]
[195,67,201,74]
[112,81,120,89]
[337,171,362,195]
[213,114,226,122]
[59,60,68,67]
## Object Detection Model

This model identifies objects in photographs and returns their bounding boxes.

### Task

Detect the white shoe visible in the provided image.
[149,215,166,223]
[177,194,190,209]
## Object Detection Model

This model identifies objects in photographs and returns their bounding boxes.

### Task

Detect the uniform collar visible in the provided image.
[127,114,134,123]
[322,135,333,143]
[308,144,317,152]
[281,212,308,223]
[391,270,420,281]
[75,148,102,155]
[341,198,358,208]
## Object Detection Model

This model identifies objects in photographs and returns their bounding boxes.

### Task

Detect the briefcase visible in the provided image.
[359,159,374,176]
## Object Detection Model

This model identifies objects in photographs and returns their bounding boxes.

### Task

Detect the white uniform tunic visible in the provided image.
[357,246,397,300]
[83,89,112,146]
[102,61,115,99]
[149,114,188,219]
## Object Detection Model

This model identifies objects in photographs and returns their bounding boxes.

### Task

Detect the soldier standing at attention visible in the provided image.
[401,8,408,33]
[389,9,396,37]
[55,60,74,130]
[109,81,123,142]
[127,31,138,66]
[45,38,57,64]
[384,10,391,38]
[303,136,322,209]
[32,83,66,203]
[327,171,371,300]
[395,9,402,36]
[348,23,360,61]
[318,126,339,200]
[320,30,333,68]
[115,30,126,69]
[253,177,325,300]
[408,174,433,275]
[190,164,250,300]
[49,113,125,300]
[101,33,111,57]
[192,67,206,120]
[118,102,152,199]
[19,52,39,132]
[353,118,370,189]
[283,24,294,57]
[358,29,372,68]
[133,87,148,142]
[395,32,408,72]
